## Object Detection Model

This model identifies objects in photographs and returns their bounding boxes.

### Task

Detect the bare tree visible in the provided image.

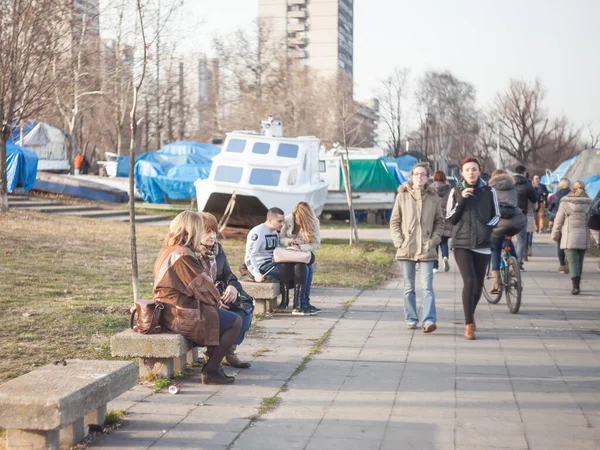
[336,79,361,246]
[53,1,103,173]
[584,124,600,149]
[128,0,150,301]
[0,0,62,212]
[378,67,410,157]
[416,71,480,169]
[486,78,579,166]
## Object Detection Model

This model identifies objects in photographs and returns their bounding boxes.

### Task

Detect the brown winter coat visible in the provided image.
[390,182,445,261]
[433,181,454,237]
[551,192,595,250]
[153,244,221,346]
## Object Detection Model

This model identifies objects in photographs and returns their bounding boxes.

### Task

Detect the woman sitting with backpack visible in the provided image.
[488,170,526,294]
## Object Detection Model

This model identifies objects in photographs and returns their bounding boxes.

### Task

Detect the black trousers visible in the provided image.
[279,262,308,287]
[454,248,490,325]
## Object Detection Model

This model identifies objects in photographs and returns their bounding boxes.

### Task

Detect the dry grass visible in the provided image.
[0,209,393,383]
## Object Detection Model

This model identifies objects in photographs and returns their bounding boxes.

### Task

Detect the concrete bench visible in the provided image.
[0,359,137,450]
[242,281,281,314]
[110,329,199,379]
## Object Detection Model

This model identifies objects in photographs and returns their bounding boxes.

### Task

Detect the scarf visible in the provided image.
[197,244,217,282]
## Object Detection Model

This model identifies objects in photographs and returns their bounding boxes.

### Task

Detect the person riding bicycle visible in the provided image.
[488,170,526,294]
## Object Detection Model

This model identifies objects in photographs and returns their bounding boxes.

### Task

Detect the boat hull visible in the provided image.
[323,191,396,211]
[195,180,328,227]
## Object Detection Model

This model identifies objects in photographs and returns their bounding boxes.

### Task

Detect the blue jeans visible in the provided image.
[491,236,517,270]
[233,307,253,346]
[434,237,450,269]
[303,264,314,306]
[513,227,527,264]
[259,261,280,281]
[528,231,533,247]
[400,260,436,325]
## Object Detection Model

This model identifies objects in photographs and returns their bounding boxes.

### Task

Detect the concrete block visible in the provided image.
[255,297,278,314]
[138,357,174,379]
[174,354,187,373]
[186,347,199,365]
[60,417,85,448]
[110,329,194,359]
[6,429,59,450]
[241,281,279,299]
[84,404,107,426]
[0,359,137,431]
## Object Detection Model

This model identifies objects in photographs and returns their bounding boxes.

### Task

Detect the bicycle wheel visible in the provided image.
[483,260,502,304]
[505,256,522,314]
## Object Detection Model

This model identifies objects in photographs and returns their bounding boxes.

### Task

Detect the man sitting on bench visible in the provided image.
[245,207,285,283]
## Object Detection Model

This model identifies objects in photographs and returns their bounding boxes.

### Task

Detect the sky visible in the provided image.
[103,0,600,133]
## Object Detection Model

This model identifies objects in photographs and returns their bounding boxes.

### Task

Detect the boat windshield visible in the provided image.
[225,139,245,153]
[277,144,298,158]
[252,142,270,154]
[214,165,243,183]
[249,168,281,186]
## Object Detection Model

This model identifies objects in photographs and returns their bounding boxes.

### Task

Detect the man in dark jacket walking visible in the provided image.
[513,165,537,266]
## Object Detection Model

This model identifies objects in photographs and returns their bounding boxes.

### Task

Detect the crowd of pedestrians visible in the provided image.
[147,158,598,384]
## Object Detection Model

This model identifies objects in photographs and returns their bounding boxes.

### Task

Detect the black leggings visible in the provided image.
[279,262,308,288]
[454,249,490,325]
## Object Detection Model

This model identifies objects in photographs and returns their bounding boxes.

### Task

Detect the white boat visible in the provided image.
[195,127,328,227]
[319,150,399,212]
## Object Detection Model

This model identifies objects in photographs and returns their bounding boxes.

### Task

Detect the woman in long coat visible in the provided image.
[551,181,597,295]
[390,162,444,333]
[153,211,242,384]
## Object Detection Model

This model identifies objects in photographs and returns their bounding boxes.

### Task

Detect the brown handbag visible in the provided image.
[130,298,164,334]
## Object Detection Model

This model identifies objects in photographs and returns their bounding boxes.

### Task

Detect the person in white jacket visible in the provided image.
[279,202,321,315]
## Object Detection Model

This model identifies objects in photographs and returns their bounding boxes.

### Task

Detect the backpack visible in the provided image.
[588,198,600,231]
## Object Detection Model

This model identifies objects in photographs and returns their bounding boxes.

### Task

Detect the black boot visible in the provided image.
[571,277,580,295]
[200,366,235,385]
[279,282,290,309]
[292,284,313,316]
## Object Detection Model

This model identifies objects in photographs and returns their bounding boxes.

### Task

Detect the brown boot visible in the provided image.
[223,345,251,369]
[464,324,476,340]
[559,265,569,274]
[491,270,501,294]
[527,246,533,257]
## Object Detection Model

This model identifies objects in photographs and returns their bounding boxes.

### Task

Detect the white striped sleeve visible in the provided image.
[446,188,458,219]
[487,187,501,226]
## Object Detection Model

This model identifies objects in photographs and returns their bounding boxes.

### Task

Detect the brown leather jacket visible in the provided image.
[153,244,221,346]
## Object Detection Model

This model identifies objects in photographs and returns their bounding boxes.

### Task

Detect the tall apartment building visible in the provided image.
[258,0,354,79]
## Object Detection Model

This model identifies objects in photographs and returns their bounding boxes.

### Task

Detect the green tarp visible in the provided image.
[339,158,399,192]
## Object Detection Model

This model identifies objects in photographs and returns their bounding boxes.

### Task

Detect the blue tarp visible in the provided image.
[6,142,38,192]
[132,141,220,203]
[541,156,578,187]
[582,175,600,200]
[8,122,38,143]
[385,154,418,180]
[384,160,407,185]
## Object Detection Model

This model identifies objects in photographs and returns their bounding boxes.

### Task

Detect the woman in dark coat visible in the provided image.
[198,213,253,369]
[153,211,241,385]
[548,178,572,273]
[446,158,500,340]
[432,170,453,273]
[487,170,526,293]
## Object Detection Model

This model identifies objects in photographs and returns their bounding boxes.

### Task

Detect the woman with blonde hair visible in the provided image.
[197,212,253,369]
[153,210,242,384]
[279,201,321,315]
[551,181,597,295]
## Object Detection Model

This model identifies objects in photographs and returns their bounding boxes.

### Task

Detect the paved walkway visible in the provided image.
[93,234,600,449]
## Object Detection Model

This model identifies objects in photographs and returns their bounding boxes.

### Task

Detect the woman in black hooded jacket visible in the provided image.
[547,178,571,273]
[446,158,500,340]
